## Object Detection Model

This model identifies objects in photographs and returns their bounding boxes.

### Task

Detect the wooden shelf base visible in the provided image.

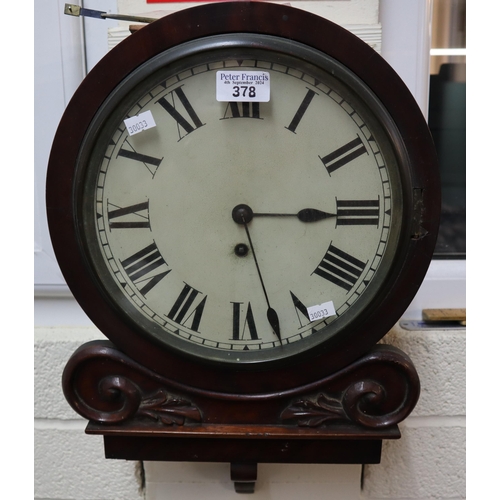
[63,340,419,492]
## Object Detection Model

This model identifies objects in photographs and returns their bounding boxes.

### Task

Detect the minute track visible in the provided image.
[78,37,401,364]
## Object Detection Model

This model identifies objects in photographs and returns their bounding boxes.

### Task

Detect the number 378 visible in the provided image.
[232,86,256,98]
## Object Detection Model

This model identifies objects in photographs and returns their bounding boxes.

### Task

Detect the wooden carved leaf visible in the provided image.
[138,389,202,425]
[281,393,347,427]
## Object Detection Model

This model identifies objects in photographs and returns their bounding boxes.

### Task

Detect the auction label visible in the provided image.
[216,71,270,102]
[307,301,336,322]
[124,110,156,136]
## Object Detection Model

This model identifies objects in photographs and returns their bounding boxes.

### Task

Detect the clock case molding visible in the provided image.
[65,340,419,493]
[49,2,440,492]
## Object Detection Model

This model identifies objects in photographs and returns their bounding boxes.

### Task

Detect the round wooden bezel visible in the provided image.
[47,1,440,396]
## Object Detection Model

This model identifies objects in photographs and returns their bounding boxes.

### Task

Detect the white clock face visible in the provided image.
[80,36,405,365]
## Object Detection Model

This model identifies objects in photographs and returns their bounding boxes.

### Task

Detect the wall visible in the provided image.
[34,1,466,499]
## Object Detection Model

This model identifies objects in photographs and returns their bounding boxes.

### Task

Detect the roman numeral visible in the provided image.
[157,86,204,140]
[290,291,312,328]
[285,88,318,133]
[107,200,150,229]
[222,102,261,119]
[336,199,380,226]
[313,244,366,292]
[117,140,163,177]
[320,136,367,174]
[121,242,170,295]
[231,302,259,341]
[167,283,207,332]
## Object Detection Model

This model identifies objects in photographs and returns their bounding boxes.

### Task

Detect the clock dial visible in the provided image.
[76,36,405,365]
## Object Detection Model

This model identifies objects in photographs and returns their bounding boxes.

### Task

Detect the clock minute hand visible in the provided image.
[253,208,336,223]
[231,205,282,343]
[241,220,282,343]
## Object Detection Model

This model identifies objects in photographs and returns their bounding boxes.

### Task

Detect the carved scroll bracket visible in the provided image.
[64,340,418,492]
[63,340,419,430]
[62,340,202,426]
[280,344,421,429]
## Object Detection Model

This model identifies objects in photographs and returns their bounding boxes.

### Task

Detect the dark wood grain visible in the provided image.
[64,340,419,430]
[48,1,438,393]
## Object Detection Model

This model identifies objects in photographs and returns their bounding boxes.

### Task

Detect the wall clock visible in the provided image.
[48,1,439,492]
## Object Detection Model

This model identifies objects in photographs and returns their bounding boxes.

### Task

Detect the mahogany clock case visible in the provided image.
[46,2,440,396]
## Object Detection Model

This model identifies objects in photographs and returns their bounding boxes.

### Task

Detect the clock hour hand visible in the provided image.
[232,205,282,343]
[253,208,336,223]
